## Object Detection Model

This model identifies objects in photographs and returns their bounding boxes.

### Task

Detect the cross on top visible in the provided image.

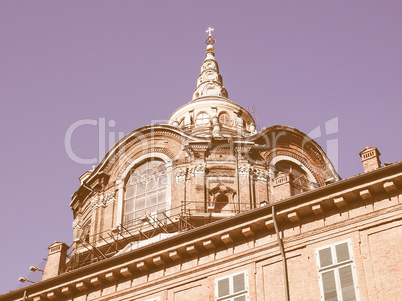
[206,27,214,37]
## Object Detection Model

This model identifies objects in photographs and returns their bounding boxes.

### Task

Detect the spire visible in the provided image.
[168,28,256,137]
[192,27,228,100]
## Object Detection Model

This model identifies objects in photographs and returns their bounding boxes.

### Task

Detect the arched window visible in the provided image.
[274,161,310,194]
[195,112,210,125]
[124,160,167,225]
[219,113,232,125]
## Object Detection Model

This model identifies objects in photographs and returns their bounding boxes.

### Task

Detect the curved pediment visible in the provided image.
[71,124,209,208]
[251,125,340,185]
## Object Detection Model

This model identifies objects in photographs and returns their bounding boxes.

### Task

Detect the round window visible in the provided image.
[195,113,210,125]
[219,113,232,125]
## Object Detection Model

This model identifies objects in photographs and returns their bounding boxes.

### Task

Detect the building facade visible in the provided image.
[2,35,402,301]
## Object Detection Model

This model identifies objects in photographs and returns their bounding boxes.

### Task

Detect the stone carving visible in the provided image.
[212,115,222,137]
[209,184,236,196]
[187,166,195,177]
[104,191,116,206]
[249,123,257,135]
[175,168,187,180]
[239,164,253,175]
[212,124,222,137]
[188,163,206,176]
[235,117,244,131]
[208,183,237,213]
[72,216,82,230]
[195,163,206,174]
[91,191,116,209]
[254,169,269,181]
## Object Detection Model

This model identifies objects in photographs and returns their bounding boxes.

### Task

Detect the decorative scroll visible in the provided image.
[239,164,253,175]
[254,169,269,181]
[91,191,116,209]
[188,163,206,176]
[175,168,187,180]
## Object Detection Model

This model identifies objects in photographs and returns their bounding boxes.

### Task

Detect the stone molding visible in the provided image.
[116,147,176,179]
[104,130,188,173]
[265,149,325,186]
[91,191,116,210]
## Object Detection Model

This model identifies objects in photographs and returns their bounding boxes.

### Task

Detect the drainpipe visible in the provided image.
[235,152,240,213]
[250,168,255,209]
[183,169,187,216]
[272,205,290,301]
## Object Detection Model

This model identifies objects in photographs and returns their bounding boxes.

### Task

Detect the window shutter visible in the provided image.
[216,271,248,301]
[339,265,356,301]
[335,242,350,263]
[218,278,230,298]
[317,240,358,301]
[232,273,245,293]
[322,270,338,301]
[319,247,333,268]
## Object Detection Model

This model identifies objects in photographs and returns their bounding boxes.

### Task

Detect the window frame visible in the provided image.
[215,270,249,301]
[123,159,168,226]
[218,112,232,126]
[315,239,360,301]
[195,112,210,126]
[117,154,172,228]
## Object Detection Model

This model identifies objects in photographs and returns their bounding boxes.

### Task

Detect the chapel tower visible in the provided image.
[58,29,339,274]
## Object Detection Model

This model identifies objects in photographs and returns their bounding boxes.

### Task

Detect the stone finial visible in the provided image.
[42,241,69,280]
[359,146,381,173]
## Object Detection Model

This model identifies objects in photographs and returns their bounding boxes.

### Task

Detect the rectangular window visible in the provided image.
[215,271,249,301]
[316,240,359,301]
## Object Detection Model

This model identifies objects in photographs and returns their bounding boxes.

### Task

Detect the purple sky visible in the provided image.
[1,1,401,293]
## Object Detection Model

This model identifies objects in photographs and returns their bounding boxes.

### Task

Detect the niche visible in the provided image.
[207,184,236,213]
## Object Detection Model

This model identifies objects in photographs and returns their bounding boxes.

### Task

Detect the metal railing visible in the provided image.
[63,201,255,272]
